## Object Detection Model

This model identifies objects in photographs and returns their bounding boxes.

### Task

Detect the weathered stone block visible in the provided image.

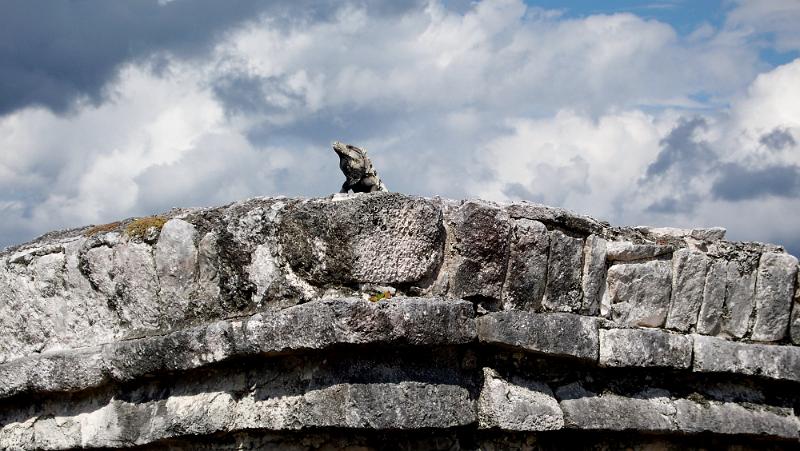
[603,260,672,327]
[674,399,798,438]
[693,335,800,382]
[792,268,800,345]
[478,368,563,431]
[448,201,512,300]
[477,311,598,361]
[665,249,709,332]
[599,328,692,368]
[606,242,673,262]
[696,259,727,335]
[559,389,676,432]
[279,193,444,286]
[751,252,798,342]
[501,219,548,311]
[581,235,607,315]
[155,218,198,317]
[720,256,758,339]
[542,230,584,312]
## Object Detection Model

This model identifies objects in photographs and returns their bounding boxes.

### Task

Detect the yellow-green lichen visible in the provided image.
[84,221,123,237]
[125,216,168,239]
[368,291,392,302]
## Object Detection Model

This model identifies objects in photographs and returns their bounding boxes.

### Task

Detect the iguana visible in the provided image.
[332,141,388,193]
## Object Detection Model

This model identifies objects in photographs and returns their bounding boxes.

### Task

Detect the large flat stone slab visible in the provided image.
[558,388,676,432]
[542,231,584,312]
[476,311,599,361]
[599,328,692,368]
[675,399,798,439]
[501,219,548,311]
[665,249,709,332]
[693,335,800,382]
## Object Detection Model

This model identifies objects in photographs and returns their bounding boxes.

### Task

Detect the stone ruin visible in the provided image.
[0,192,798,449]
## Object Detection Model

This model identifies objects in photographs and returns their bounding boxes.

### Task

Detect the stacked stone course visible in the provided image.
[0,193,798,449]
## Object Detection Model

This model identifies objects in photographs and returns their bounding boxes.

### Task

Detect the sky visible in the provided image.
[1,0,799,255]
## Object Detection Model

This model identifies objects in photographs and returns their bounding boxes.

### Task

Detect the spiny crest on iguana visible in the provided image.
[332,141,388,193]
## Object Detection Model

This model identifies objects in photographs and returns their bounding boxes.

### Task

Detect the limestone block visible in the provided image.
[501,219,548,311]
[448,200,512,299]
[696,259,727,335]
[751,252,797,342]
[599,328,692,368]
[478,368,563,431]
[665,249,709,332]
[581,235,607,315]
[792,268,800,345]
[154,219,198,317]
[606,242,673,262]
[693,334,800,382]
[720,257,757,339]
[477,311,599,361]
[675,399,798,438]
[559,389,676,432]
[279,193,445,286]
[603,260,672,327]
[542,230,584,312]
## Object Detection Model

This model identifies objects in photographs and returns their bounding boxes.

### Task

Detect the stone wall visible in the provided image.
[0,193,798,449]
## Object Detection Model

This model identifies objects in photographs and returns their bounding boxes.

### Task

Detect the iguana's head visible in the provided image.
[332,141,366,163]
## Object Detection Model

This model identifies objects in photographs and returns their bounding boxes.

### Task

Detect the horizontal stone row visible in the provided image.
[2,364,796,451]
[2,194,798,365]
[483,370,798,439]
[0,298,475,399]
[3,300,799,403]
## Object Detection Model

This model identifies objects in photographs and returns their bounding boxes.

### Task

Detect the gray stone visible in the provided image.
[696,259,727,335]
[478,368,563,431]
[501,219,548,311]
[603,260,672,327]
[477,311,599,361]
[599,328,692,368]
[154,218,198,319]
[542,230,584,312]
[792,268,800,345]
[690,227,726,241]
[665,249,709,332]
[580,235,607,315]
[693,334,800,382]
[279,193,444,286]
[447,200,512,300]
[751,252,798,342]
[504,202,606,235]
[720,255,758,339]
[559,389,677,432]
[111,241,163,331]
[606,241,673,262]
[675,399,798,438]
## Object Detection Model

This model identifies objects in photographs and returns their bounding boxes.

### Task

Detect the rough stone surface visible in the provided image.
[605,242,673,262]
[793,268,800,345]
[542,230,584,312]
[720,254,758,339]
[446,200,511,300]
[477,311,599,361]
[599,328,692,368]
[2,193,799,449]
[696,259,728,335]
[501,219,548,311]
[665,249,709,332]
[580,235,607,315]
[675,399,798,438]
[693,334,800,382]
[279,193,444,286]
[478,368,564,431]
[559,388,677,432]
[751,252,798,342]
[603,260,672,327]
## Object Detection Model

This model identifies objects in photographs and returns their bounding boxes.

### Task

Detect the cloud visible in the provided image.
[727,0,800,52]
[1,0,800,258]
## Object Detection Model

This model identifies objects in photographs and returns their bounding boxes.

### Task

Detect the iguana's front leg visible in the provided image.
[340,182,350,193]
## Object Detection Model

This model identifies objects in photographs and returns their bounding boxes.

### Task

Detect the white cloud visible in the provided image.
[1,0,800,254]
[727,0,800,52]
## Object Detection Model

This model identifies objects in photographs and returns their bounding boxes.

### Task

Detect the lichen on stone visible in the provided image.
[125,216,168,241]
[84,221,122,237]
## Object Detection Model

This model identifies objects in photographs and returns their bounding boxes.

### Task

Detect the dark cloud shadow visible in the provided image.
[711,163,800,201]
